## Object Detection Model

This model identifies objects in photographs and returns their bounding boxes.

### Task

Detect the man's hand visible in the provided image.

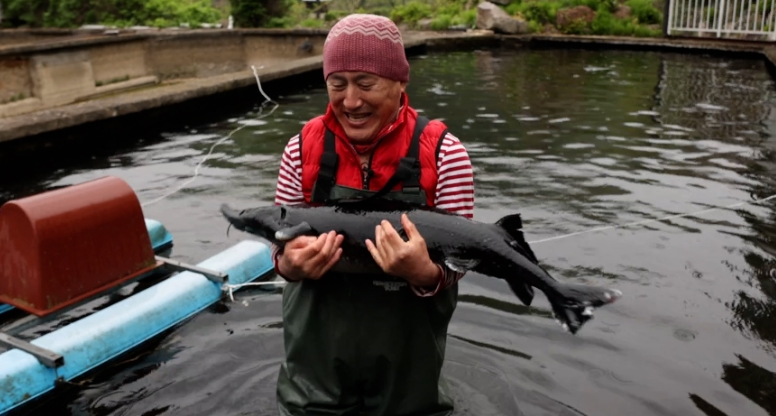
[365,213,442,287]
[277,231,344,281]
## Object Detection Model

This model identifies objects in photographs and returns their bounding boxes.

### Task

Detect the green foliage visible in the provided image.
[300,17,325,27]
[389,1,432,25]
[625,0,662,24]
[590,8,660,36]
[500,0,663,37]
[230,0,291,27]
[1,0,225,28]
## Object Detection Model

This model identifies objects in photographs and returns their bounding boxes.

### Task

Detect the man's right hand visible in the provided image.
[277,231,344,281]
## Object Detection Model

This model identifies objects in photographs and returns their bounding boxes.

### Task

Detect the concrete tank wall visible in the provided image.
[0,29,327,118]
[0,57,32,104]
[89,41,149,85]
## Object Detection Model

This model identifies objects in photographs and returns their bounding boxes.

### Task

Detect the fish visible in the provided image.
[219,199,622,334]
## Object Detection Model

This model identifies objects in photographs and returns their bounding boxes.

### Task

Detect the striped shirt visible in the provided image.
[272,131,475,296]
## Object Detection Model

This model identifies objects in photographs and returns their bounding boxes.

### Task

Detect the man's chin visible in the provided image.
[343,128,377,144]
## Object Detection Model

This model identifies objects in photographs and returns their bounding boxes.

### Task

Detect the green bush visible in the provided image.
[389,1,432,25]
[1,0,225,28]
[299,18,324,28]
[625,0,662,24]
[230,0,291,28]
[431,14,453,30]
[499,0,663,37]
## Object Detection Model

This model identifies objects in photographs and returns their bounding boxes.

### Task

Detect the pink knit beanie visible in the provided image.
[323,14,410,83]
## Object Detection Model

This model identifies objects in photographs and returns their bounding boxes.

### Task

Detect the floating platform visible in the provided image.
[0,177,275,415]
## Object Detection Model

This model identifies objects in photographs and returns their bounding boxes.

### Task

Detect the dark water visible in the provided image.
[4,48,776,416]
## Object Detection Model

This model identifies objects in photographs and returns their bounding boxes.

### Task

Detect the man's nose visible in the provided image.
[342,85,363,109]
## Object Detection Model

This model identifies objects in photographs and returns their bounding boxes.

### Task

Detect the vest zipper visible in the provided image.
[361,156,374,190]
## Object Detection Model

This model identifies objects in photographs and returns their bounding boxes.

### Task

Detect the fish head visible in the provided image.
[220,204,284,242]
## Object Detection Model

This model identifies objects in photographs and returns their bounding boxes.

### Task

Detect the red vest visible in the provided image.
[299,96,449,207]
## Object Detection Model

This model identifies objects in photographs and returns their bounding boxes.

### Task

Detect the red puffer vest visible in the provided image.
[299,94,449,207]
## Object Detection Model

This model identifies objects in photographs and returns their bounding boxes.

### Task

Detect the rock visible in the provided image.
[476,1,530,34]
[556,5,596,32]
[614,5,632,19]
[489,0,511,5]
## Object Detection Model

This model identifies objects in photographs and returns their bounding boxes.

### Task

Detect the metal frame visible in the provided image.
[0,333,63,368]
[666,0,776,39]
[156,256,229,284]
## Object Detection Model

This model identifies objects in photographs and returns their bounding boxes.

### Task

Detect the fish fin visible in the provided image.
[496,214,539,264]
[506,278,535,306]
[275,222,313,241]
[495,213,541,305]
[548,284,623,335]
[444,257,480,273]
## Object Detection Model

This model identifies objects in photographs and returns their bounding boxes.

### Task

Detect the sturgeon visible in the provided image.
[219,200,622,334]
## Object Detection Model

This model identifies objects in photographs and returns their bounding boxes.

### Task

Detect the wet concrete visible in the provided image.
[1,30,775,143]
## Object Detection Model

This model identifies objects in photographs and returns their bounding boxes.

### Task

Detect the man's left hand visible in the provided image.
[365,213,441,288]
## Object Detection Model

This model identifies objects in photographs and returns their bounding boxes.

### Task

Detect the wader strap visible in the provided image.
[311,128,339,203]
[363,116,429,202]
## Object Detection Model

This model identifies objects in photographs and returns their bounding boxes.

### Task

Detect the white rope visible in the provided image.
[527,193,776,245]
[142,65,278,208]
[223,280,287,302]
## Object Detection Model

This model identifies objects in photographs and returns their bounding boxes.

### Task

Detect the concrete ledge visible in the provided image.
[520,34,769,55]
[0,28,330,57]
[0,98,44,119]
[2,31,776,143]
[77,75,160,102]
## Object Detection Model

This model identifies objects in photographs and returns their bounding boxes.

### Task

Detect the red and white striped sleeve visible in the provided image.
[411,132,475,297]
[274,134,304,206]
[272,135,304,281]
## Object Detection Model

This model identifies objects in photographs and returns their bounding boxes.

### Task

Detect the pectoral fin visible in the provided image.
[275,222,313,241]
[444,257,480,273]
[506,278,535,306]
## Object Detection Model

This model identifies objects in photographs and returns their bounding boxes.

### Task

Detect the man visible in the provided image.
[270,13,475,416]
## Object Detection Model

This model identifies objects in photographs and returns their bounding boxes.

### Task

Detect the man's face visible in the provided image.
[326,71,406,144]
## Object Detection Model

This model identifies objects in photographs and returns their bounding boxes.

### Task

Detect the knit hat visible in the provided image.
[323,14,410,83]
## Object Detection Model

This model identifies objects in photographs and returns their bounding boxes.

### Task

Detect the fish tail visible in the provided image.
[547,283,622,335]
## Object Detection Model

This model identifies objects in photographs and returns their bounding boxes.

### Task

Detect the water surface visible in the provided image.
[4,48,776,416]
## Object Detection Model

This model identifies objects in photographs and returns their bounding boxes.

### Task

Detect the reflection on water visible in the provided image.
[3,48,776,416]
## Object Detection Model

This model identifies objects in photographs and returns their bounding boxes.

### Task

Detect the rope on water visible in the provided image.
[527,193,776,245]
[223,280,287,302]
[142,65,279,208]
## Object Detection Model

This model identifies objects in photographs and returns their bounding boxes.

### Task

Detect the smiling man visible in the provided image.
[271,13,475,416]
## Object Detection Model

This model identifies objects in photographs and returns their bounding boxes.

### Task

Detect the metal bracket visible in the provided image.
[0,333,64,368]
[156,256,228,284]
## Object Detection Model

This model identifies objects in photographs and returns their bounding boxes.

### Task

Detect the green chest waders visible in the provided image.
[276,118,458,416]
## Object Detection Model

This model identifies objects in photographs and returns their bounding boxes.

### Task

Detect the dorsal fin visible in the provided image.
[495,213,539,264]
